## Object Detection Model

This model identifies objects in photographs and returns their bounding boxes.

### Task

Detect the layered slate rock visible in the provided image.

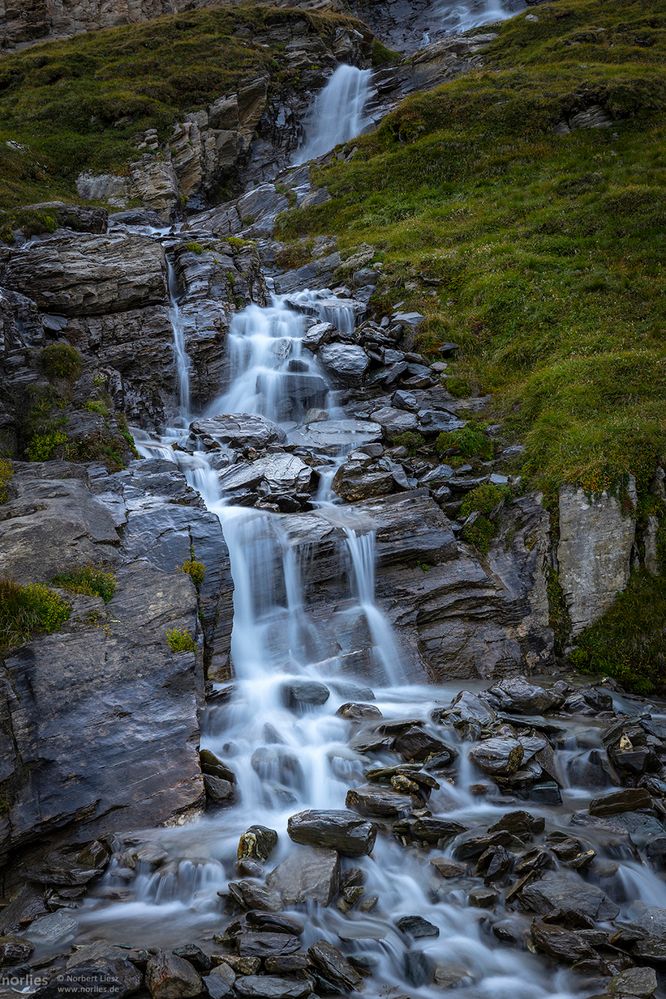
[2,233,168,316]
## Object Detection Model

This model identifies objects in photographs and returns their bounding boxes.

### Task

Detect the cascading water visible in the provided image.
[166,256,191,422]
[74,54,665,999]
[293,64,373,164]
[205,297,331,424]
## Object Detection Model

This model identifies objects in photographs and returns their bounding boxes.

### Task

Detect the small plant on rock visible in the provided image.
[182,558,206,589]
[26,430,68,461]
[459,482,512,554]
[52,566,116,603]
[436,424,493,461]
[0,578,70,656]
[166,627,197,653]
[40,343,83,382]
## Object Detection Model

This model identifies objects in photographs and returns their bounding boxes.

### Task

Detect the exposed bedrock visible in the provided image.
[0,459,233,875]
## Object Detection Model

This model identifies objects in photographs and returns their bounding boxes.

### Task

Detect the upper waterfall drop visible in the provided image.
[293,64,373,164]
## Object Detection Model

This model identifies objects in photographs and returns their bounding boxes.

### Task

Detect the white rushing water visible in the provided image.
[79,279,666,999]
[293,64,373,164]
[166,256,191,421]
[74,41,665,998]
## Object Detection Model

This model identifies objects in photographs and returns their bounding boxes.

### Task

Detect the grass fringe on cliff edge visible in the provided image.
[278,0,666,503]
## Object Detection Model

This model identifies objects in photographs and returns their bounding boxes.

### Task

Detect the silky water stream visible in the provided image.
[74,64,665,999]
[76,272,666,999]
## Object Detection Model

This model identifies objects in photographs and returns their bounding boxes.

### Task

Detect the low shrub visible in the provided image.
[459,482,512,519]
[436,424,493,461]
[182,559,206,589]
[0,578,70,656]
[166,627,197,653]
[26,430,68,461]
[52,566,116,603]
[40,343,82,381]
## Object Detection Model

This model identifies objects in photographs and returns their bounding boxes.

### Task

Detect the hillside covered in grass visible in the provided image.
[280,0,666,504]
[0,3,366,221]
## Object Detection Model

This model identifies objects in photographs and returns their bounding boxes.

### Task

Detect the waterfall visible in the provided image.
[293,64,373,164]
[205,297,330,424]
[166,257,191,421]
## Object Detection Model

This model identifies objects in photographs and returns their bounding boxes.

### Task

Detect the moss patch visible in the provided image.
[0,578,70,657]
[279,0,666,501]
[40,343,83,381]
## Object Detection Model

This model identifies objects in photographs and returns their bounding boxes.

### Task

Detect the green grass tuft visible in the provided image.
[0,459,12,503]
[52,565,116,603]
[0,578,70,656]
[166,627,197,653]
[182,558,206,589]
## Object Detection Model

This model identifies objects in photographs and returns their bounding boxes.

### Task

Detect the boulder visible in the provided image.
[237,933,300,958]
[396,915,439,938]
[234,976,312,998]
[281,680,330,713]
[190,413,286,451]
[370,405,419,436]
[307,940,362,992]
[36,957,142,999]
[266,846,340,906]
[3,233,167,315]
[589,788,653,817]
[470,737,524,777]
[287,809,377,856]
[345,784,413,819]
[238,826,279,863]
[217,454,312,499]
[518,871,619,921]
[393,817,465,845]
[204,964,236,999]
[433,690,496,738]
[609,966,658,996]
[486,676,563,715]
[0,935,33,965]
[145,951,203,998]
[22,201,108,233]
[530,920,594,963]
[337,702,382,721]
[204,774,235,805]
[318,343,369,385]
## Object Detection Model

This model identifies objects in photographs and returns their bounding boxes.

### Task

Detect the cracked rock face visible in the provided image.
[0,459,233,873]
[557,481,637,636]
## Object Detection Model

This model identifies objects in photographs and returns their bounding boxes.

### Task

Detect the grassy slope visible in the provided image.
[0,4,363,221]
[280,0,666,503]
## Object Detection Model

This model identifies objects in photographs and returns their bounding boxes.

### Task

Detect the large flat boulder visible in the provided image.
[2,233,168,316]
